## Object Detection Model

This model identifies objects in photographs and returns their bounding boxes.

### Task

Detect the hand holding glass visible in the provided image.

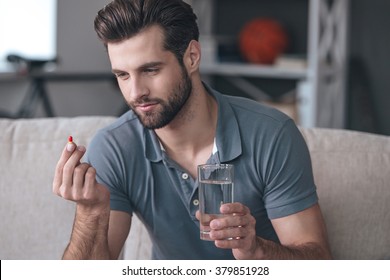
[198,164,234,241]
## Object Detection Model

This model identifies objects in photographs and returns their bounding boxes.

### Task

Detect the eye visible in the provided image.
[115,72,129,80]
[143,68,159,74]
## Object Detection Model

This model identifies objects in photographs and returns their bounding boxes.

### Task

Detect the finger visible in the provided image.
[215,238,245,249]
[195,210,201,221]
[53,140,78,194]
[72,163,91,200]
[220,202,250,215]
[210,214,249,230]
[83,166,97,200]
[62,145,87,188]
[210,226,246,241]
[58,140,78,170]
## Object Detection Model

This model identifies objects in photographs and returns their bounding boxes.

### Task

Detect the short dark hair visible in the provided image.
[94,0,199,65]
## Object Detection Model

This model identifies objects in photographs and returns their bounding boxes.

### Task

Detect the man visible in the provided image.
[53,0,332,260]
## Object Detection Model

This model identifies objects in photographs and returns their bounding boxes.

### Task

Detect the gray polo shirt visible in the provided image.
[86,84,317,260]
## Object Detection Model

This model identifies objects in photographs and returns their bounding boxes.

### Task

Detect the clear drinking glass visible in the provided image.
[198,164,234,241]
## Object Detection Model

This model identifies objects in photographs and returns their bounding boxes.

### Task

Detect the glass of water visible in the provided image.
[198,164,234,241]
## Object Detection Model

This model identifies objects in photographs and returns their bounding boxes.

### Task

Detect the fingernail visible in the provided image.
[77,145,86,152]
[66,143,75,152]
[221,204,229,212]
[210,220,220,229]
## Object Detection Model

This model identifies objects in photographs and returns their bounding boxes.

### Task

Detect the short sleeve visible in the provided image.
[263,119,318,219]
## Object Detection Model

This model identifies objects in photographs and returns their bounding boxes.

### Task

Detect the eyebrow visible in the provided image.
[111,61,165,74]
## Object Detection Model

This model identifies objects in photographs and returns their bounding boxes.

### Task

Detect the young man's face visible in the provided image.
[108,25,192,129]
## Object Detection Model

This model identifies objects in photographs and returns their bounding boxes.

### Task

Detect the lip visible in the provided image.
[136,102,158,112]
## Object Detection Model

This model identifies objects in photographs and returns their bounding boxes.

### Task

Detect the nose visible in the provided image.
[124,76,148,102]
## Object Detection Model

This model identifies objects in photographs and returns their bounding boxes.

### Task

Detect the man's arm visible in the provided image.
[53,141,131,259]
[63,209,131,260]
[63,204,110,259]
[266,203,331,259]
[205,203,332,260]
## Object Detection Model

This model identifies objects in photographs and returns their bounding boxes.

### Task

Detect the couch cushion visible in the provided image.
[0,116,116,259]
[300,127,390,259]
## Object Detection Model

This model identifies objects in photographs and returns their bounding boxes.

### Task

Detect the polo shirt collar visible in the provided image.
[207,84,242,162]
[144,83,242,163]
[145,128,163,163]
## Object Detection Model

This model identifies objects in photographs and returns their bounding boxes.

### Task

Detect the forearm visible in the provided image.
[63,205,111,260]
[254,237,332,260]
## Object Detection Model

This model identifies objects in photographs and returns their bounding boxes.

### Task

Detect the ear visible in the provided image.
[183,40,201,74]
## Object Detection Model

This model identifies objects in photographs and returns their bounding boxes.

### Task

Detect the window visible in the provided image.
[0,0,57,70]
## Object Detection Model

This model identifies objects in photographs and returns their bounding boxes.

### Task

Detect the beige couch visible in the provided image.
[1,116,389,260]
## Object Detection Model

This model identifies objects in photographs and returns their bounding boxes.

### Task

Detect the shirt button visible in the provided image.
[181,173,189,180]
[193,199,199,206]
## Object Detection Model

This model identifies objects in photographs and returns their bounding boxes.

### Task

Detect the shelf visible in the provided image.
[200,62,307,79]
[194,0,349,128]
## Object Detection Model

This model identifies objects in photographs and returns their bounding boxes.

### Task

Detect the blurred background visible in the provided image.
[0,0,389,135]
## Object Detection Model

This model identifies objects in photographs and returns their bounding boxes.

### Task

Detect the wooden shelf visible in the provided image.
[200,62,307,79]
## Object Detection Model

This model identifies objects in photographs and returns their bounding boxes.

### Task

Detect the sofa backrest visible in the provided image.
[0,116,116,259]
[300,127,390,259]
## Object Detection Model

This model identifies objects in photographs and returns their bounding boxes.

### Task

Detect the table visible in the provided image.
[0,71,116,118]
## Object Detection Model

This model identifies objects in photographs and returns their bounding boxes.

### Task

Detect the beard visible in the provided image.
[127,68,192,130]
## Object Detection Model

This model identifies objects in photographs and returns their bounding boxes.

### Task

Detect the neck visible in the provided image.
[155,81,218,176]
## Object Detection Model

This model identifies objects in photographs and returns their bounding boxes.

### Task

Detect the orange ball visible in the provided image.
[239,18,288,64]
